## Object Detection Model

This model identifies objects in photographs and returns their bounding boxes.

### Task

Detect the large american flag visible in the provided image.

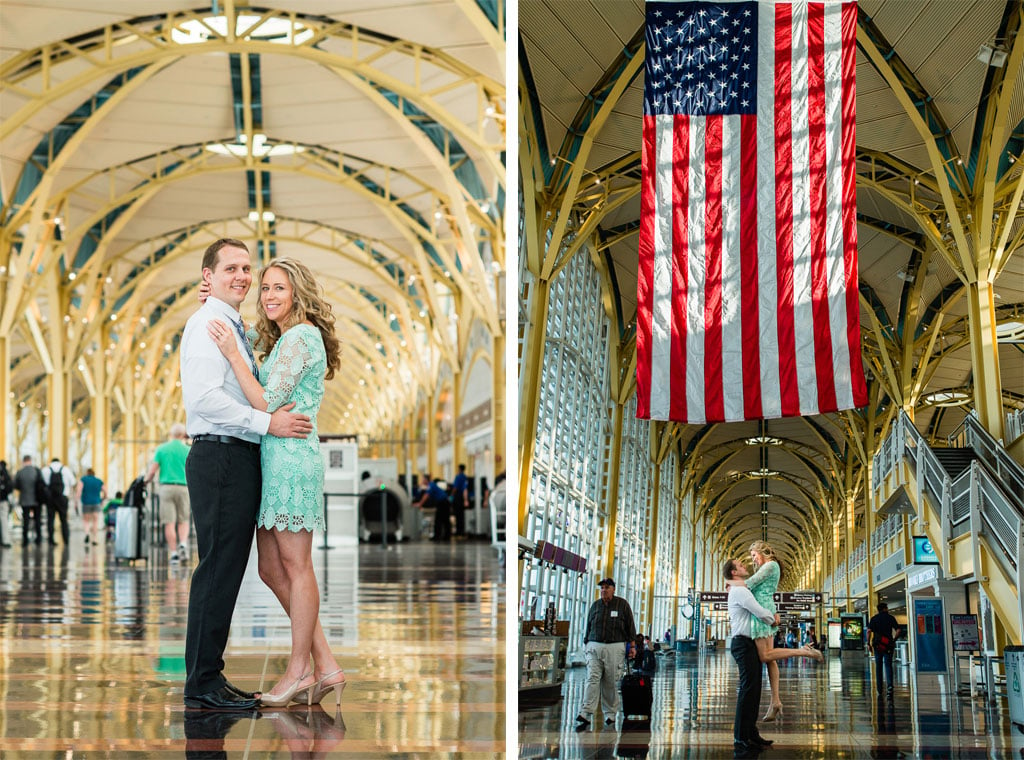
[636,0,867,423]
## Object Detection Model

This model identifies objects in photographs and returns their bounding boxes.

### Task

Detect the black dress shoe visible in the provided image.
[184,685,260,710]
[224,681,260,700]
[733,742,761,759]
[751,735,774,747]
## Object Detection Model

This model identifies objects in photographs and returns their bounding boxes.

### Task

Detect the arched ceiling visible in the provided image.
[520,0,1024,582]
[1,1,506,437]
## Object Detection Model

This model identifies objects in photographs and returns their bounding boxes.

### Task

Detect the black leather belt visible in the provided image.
[191,434,260,452]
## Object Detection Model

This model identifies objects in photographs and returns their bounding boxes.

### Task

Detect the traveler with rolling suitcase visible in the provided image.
[574,578,637,730]
[114,476,147,562]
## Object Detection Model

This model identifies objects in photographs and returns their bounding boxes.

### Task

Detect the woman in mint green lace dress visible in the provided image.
[741,540,824,721]
[208,258,347,708]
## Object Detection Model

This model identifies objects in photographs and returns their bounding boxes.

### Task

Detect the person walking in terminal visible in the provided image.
[724,558,779,758]
[180,238,314,711]
[13,456,44,545]
[145,423,192,562]
[575,578,636,729]
[41,457,75,546]
[868,602,900,698]
[75,468,106,547]
[450,463,470,537]
[207,256,346,709]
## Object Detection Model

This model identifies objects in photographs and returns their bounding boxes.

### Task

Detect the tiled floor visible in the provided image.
[518,646,1021,758]
[0,527,505,758]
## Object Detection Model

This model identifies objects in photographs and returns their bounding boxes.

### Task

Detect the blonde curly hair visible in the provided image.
[252,258,342,381]
[749,540,783,579]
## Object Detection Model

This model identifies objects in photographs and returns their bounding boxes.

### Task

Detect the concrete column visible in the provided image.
[90,347,109,483]
[491,331,505,478]
[966,280,1004,441]
[645,459,662,624]
[0,335,9,461]
[600,400,626,578]
[517,275,549,535]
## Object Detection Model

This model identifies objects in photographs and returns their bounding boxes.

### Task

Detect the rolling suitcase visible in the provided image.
[114,505,145,562]
[620,671,653,722]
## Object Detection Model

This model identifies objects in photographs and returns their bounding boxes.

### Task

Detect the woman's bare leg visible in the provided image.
[756,638,783,709]
[256,527,340,683]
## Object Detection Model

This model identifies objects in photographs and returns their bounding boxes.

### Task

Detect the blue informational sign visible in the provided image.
[914,598,947,673]
[912,536,940,564]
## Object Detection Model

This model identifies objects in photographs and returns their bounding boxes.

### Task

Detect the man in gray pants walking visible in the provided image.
[575,578,636,728]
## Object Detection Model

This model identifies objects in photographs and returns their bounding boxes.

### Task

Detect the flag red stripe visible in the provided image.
[841,2,866,407]
[773,3,799,417]
[637,115,657,419]
[704,116,724,422]
[671,117,690,422]
[740,114,761,420]
[806,3,837,412]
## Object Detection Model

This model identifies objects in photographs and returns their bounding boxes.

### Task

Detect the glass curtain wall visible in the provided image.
[611,395,653,630]
[651,453,680,640]
[520,250,612,656]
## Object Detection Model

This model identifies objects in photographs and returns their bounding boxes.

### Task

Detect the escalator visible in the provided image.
[873,411,1024,643]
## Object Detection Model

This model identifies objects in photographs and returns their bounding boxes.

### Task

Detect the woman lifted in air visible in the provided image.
[727,540,823,722]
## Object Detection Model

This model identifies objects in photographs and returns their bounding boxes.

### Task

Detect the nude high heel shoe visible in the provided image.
[302,669,347,709]
[762,703,783,722]
[802,645,825,663]
[260,673,315,707]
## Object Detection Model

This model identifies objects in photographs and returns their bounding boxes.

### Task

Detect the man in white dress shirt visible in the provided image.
[724,558,780,758]
[179,238,313,711]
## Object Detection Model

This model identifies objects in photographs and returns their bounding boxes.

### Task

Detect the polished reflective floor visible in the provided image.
[519,647,1020,758]
[0,523,505,758]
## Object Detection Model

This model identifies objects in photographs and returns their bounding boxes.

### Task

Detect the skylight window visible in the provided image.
[171,15,315,46]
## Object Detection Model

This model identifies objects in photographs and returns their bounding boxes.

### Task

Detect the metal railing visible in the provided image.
[949,411,1024,511]
[874,411,1024,630]
[1007,408,1024,444]
[870,512,904,551]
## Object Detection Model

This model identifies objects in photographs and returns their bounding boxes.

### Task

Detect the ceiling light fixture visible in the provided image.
[977,42,1008,67]
[207,133,304,158]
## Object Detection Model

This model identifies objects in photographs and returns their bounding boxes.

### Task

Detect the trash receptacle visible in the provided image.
[1005,645,1024,729]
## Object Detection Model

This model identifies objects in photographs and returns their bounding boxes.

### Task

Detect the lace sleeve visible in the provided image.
[747,560,779,594]
[262,329,317,412]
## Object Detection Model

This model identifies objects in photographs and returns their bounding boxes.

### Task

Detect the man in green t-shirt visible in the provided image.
[145,423,191,561]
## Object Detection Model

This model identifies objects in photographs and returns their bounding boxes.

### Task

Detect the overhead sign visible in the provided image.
[699,592,729,603]
[776,603,812,612]
[711,602,729,611]
[773,591,822,604]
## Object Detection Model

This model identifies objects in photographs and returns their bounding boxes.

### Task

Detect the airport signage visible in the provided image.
[773,591,822,604]
[699,592,729,603]
[776,603,812,612]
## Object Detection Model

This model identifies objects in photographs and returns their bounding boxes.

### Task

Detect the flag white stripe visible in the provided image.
[650,116,676,420]
[788,1,817,414]
[756,6,781,419]
[721,115,745,422]
[823,2,854,410]
[687,117,707,425]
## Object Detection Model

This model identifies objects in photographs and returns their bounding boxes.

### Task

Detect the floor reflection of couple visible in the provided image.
[184,705,345,759]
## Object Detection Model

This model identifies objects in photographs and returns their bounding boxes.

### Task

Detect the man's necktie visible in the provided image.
[232,318,259,380]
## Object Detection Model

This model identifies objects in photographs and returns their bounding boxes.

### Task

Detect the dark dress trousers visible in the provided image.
[183,440,261,697]
[730,635,763,745]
